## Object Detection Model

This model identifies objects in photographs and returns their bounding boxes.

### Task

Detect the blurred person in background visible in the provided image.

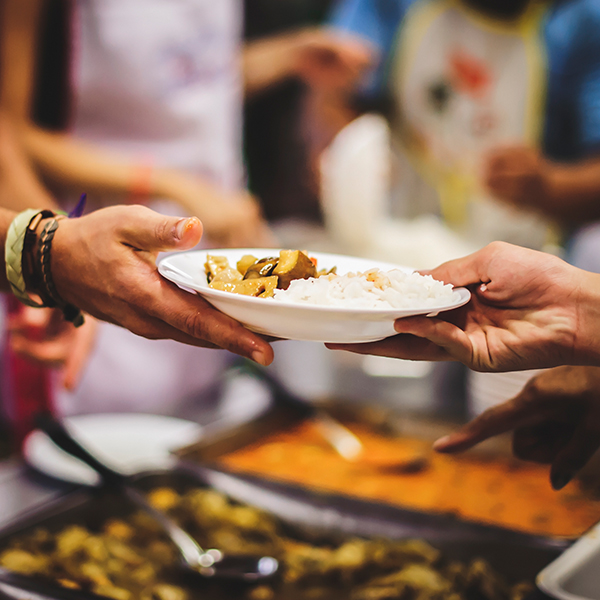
[0,0,370,425]
[308,0,600,251]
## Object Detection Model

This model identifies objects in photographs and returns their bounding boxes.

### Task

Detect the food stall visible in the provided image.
[0,245,599,600]
[0,362,599,600]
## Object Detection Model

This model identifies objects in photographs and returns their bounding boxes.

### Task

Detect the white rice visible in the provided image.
[272,268,458,309]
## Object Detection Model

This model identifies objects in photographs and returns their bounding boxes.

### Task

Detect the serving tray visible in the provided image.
[0,464,565,600]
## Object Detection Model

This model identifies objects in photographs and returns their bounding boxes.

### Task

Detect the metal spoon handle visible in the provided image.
[35,411,124,487]
[124,487,205,566]
[35,412,206,567]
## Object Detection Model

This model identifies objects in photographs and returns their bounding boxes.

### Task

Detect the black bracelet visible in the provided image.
[38,218,85,328]
[21,209,57,305]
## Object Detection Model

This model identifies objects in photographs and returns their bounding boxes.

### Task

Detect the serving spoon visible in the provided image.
[35,413,279,582]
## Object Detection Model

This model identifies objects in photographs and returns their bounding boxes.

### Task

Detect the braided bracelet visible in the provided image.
[6,209,51,307]
[38,218,85,327]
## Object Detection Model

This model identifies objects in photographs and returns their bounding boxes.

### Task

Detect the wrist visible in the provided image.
[571,268,600,365]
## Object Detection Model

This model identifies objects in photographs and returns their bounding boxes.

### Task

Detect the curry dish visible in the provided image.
[0,486,533,600]
[205,250,332,297]
[219,420,600,538]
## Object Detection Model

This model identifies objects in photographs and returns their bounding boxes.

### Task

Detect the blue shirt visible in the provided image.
[330,0,600,161]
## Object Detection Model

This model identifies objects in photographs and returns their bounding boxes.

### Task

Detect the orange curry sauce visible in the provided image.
[219,420,600,538]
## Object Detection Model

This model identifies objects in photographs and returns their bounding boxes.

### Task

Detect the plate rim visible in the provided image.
[158,248,471,315]
[23,413,203,485]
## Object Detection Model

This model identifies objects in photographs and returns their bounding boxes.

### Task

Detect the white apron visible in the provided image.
[56,0,244,417]
[391,0,553,249]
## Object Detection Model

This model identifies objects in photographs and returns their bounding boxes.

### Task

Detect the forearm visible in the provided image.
[0,117,57,211]
[22,124,233,214]
[0,0,45,120]
[243,32,304,96]
[545,157,600,221]
[21,125,138,199]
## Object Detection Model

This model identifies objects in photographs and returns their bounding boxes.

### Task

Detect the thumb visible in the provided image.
[422,249,489,288]
[123,211,203,253]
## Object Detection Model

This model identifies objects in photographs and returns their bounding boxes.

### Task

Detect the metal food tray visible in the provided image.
[0,463,567,600]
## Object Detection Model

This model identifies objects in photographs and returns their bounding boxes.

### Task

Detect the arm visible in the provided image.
[328,241,600,372]
[243,28,373,97]
[20,124,274,248]
[485,18,600,223]
[0,114,57,211]
[0,0,43,121]
[0,205,274,365]
[484,146,600,223]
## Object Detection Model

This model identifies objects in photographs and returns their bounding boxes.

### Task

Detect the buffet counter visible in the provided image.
[0,459,72,528]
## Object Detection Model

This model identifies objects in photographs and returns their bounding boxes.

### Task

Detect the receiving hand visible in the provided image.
[51,205,274,365]
[484,145,553,211]
[328,242,599,372]
[7,306,98,391]
[434,366,600,490]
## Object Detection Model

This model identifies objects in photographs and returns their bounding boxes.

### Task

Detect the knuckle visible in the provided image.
[182,310,210,341]
[154,216,172,244]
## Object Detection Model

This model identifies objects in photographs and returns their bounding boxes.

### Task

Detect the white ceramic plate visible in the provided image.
[158,249,470,344]
[23,413,203,486]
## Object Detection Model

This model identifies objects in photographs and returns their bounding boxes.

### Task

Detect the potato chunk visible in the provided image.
[210,276,278,297]
[236,254,258,276]
[273,250,316,290]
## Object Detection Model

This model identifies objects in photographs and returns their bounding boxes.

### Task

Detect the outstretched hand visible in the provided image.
[51,205,274,365]
[328,242,600,372]
[434,366,600,490]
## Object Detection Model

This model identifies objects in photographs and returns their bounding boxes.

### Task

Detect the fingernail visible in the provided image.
[251,350,268,367]
[433,435,452,451]
[551,470,573,491]
[175,217,201,240]
[175,218,191,240]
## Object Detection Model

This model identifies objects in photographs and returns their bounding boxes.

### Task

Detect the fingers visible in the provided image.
[393,316,474,366]
[550,422,600,490]
[61,318,98,391]
[326,333,452,361]
[8,306,53,334]
[425,247,493,288]
[119,206,203,252]
[142,279,274,365]
[10,336,73,366]
[433,392,541,453]
[512,422,572,464]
